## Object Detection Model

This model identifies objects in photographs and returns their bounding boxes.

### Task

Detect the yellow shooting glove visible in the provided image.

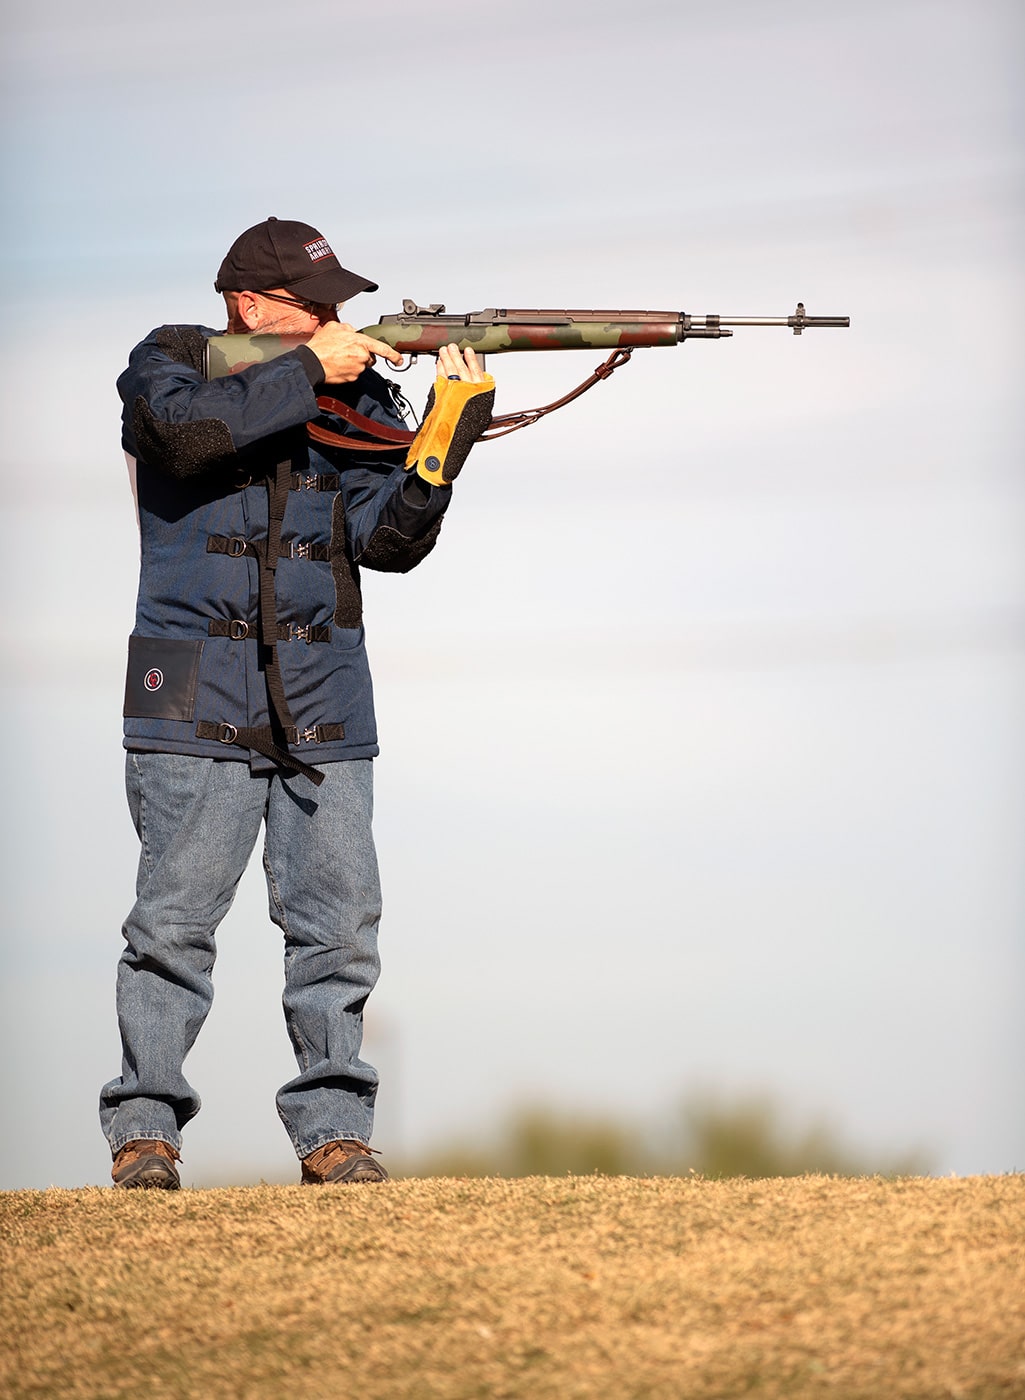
[405,373,496,486]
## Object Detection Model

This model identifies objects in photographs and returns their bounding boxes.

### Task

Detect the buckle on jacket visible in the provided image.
[288,623,312,644]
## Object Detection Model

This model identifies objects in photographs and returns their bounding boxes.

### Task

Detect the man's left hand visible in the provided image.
[437,344,487,383]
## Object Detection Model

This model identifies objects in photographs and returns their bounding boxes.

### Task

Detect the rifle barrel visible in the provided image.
[687,305,850,335]
[706,316,850,327]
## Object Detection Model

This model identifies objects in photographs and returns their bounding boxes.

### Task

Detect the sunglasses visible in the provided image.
[256,290,338,317]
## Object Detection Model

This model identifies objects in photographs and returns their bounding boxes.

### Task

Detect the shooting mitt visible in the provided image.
[405,374,495,486]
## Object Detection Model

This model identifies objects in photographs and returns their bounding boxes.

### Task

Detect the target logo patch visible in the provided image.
[125,637,202,721]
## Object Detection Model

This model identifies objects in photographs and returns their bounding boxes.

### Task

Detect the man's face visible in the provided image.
[248,289,341,334]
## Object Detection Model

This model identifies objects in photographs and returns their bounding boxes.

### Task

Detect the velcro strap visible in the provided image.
[207,620,332,643]
[290,472,340,492]
[207,534,330,562]
[196,720,345,746]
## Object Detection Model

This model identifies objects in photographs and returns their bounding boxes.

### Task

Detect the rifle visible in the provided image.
[205,300,850,444]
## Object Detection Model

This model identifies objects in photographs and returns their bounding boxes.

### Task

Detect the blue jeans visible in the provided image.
[99,752,382,1159]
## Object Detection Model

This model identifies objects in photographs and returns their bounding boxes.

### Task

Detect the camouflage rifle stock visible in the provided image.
[203,300,850,442]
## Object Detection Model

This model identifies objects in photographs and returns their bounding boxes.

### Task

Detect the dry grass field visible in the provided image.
[2,1174,1023,1399]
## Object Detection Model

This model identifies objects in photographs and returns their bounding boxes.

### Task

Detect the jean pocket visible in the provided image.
[123,636,204,721]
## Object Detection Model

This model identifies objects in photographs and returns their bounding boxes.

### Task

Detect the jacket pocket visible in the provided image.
[123,636,204,721]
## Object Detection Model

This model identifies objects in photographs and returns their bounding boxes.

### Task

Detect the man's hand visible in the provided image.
[306,322,404,383]
[437,343,488,383]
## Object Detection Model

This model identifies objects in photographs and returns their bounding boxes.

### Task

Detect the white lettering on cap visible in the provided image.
[304,238,334,263]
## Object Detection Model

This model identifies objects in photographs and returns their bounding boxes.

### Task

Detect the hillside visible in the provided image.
[2,1175,1023,1398]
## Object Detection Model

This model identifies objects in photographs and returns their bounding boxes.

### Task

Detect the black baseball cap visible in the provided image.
[214,217,378,302]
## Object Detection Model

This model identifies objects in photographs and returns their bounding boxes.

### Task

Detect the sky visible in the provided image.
[1,0,1022,1187]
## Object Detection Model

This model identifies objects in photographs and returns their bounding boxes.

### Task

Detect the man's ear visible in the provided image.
[236,291,262,331]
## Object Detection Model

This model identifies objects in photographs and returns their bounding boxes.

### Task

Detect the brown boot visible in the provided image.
[301,1139,388,1184]
[112,1140,181,1190]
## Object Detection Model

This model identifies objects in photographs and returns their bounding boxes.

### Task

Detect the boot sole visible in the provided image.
[113,1162,181,1190]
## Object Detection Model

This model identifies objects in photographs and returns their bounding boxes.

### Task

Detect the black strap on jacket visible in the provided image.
[194,457,326,786]
[255,458,324,785]
[196,455,337,786]
[290,471,340,492]
[193,721,337,779]
[207,619,332,644]
[207,534,330,563]
[196,721,345,748]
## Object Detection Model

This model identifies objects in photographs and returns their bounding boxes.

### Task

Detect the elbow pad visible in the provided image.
[405,374,495,486]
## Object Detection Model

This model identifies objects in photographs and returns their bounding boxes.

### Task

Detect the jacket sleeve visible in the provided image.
[330,372,454,574]
[117,325,322,478]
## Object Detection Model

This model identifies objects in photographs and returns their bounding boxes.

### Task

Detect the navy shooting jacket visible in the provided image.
[118,324,450,771]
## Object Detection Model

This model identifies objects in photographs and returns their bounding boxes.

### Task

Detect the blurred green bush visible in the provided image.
[409,1094,932,1178]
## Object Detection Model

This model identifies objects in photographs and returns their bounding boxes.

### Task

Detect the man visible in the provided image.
[100,217,493,1188]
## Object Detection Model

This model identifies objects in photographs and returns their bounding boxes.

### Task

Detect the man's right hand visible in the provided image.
[306,322,404,383]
